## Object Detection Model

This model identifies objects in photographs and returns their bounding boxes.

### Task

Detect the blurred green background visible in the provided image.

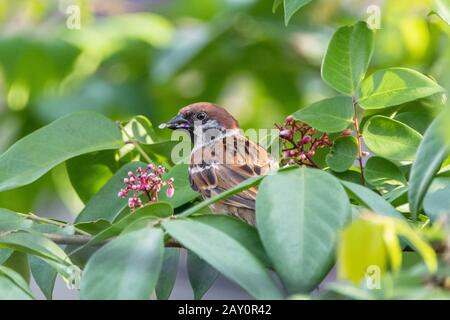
[0,0,448,217]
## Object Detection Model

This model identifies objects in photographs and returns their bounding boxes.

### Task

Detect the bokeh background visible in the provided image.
[0,0,448,299]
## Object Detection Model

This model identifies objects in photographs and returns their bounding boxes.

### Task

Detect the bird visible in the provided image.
[159,102,278,225]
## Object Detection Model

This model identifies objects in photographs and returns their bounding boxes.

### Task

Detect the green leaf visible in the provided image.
[0,111,123,192]
[155,248,179,300]
[383,186,408,207]
[71,202,172,255]
[0,208,30,232]
[363,116,422,161]
[141,140,181,165]
[337,219,387,284]
[283,0,312,25]
[178,175,265,218]
[340,181,404,219]
[66,151,117,204]
[394,112,434,135]
[123,115,159,144]
[321,21,374,95]
[294,96,353,132]
[256,167,351,293]
[162,219,283,299]
[3,251,30,283]
[158,164,199,208]
[29,255,57,300]
[364,156,407,186]
[0,230,70,265]
[0,265,34,300]
[326,136,358,172]
[193,215,271,267]
[359,68,445,109]
[0,249,13,264]
[187,251,219,300]
[272,0,283,13]
[75,162,146,224]
[80,227,164,300]
[329,168,363,185]
[408,115,448,214]
[423,178,450,221]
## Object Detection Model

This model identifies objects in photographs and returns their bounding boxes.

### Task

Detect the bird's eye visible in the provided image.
[196,112,207,121]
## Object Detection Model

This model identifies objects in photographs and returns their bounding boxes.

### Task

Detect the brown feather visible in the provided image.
[189,134,278,225]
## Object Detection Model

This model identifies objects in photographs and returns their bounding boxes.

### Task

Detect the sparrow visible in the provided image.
[160,102,278,225]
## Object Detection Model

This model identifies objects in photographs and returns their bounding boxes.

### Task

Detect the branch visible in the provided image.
[17,213,90,236]
[43,233,182,248]
[352,97,365,185]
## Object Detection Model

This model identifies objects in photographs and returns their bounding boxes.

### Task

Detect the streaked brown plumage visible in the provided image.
[161,102,278,225]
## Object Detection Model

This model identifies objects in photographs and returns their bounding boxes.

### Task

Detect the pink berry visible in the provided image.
[301,136,311,144]
[166,185,175,198]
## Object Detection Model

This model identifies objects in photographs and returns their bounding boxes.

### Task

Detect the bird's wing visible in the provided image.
[189,135,278,210]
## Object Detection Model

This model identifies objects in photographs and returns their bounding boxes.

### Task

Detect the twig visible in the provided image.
[352,96,365,185]
[43,233,182,248]
[117,121,153,164]
[17,213,90,236]
[305,154,320,169]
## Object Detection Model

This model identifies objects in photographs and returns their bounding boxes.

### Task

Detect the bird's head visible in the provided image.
[159,102,240,135]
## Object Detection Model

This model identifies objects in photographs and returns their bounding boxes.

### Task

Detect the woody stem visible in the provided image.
[43,233,182,248]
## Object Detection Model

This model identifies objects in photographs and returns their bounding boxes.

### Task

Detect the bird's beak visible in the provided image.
[159,114,191,130]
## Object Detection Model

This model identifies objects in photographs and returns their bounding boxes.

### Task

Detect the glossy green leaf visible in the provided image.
[70,202,172,255]
[29,255,57,300]
[330,168,363,185]
[0,249,13,264]
[272,0,283,13]
[423,178,450,221]
[178,174,266,218]
[394,112,434,135]
[256,167,351,293]
[283,0,312,25]
[66,150,117,204]
[383,186,409,207]
[193,215,271,267]
[340,181,404,219]
[162,219,283,299]
[80,227,164,300]
[364,156,407,186]
[326,136,358,172]
[0,266,34,300]
[155,248,179,300]
[0,111,123,192]
[359,68,444,109]
[158,164,199,208]
[3,251,30,284]
[75,161,146,224]
[123,115,159,144]
[141,140,181,165]
[187,251,219,300]
[0,208,30,232]
[363,116,422,161]
[409,115,448,214]
[294,96,353,133]
[321,21,374,95]
[0,230,78,286]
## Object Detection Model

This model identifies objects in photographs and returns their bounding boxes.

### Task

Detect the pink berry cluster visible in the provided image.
[276,116,333,167]
[118,164,174,210]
